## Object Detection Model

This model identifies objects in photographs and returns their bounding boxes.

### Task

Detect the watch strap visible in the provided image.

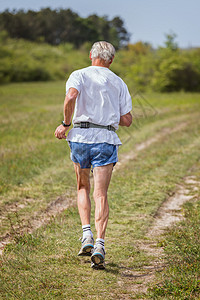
[61,121,71,127]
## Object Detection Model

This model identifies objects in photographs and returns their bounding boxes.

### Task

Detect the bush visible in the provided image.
[1,36,200,92]
[0,38,88,83]
[0,58,12,83]
[151,50,200,92]
[10,62,52,82]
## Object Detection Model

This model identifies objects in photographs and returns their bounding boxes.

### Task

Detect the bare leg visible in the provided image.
[93,164,113,239]
[73,163,91,226]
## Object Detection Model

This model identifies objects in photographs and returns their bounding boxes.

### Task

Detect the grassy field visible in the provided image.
[0,81,200,299]
[149,181,200,299]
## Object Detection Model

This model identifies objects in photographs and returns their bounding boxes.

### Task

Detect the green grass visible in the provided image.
[0,81,74,192]
[149,164,200,299]
[0,82,200,299]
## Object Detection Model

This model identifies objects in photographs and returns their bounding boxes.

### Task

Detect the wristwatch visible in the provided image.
[61,121,71,127]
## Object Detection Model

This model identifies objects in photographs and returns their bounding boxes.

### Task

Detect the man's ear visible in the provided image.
[109,56,114,65]
[89,52,92,60]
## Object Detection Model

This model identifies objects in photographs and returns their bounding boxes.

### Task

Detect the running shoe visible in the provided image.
[91,245,105,269]
[78,236,94,256]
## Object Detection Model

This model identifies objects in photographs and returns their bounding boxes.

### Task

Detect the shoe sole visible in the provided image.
[91,252,104,265]
[78,244,94,256]
[91,261,105,270]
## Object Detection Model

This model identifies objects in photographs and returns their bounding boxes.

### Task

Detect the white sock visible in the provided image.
[96,238,105,249]
[82,224,93,239]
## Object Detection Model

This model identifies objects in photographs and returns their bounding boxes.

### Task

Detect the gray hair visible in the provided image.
[90,41,115,62]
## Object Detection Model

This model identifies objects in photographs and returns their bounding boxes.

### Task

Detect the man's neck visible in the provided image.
[91,58,110,68]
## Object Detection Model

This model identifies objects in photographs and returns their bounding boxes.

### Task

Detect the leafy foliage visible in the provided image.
[0,29,200,91]
[0,33,89,83]
[0,8,130,49]
[113,35,200,92]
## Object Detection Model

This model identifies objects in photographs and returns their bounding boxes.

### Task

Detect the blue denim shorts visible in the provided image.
[69,142,118,169]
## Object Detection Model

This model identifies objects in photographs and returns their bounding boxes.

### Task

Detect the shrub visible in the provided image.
[151,50,200,92]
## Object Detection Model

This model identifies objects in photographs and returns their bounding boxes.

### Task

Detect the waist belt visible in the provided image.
[74,122,116,132]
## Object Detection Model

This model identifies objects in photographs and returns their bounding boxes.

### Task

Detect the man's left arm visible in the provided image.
[54,88,79,139]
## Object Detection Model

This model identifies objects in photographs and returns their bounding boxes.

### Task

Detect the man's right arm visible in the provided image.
[54,88,78,140]
[119,112,132,127]
[63,88,79,125]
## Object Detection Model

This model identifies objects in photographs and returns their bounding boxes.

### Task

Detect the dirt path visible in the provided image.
[115,121,187,171]
[0,120,190,255]
[119,174,199,297]
[0,193,76,255]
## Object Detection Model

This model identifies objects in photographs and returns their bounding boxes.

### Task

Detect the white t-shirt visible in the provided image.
[66,66,132,145]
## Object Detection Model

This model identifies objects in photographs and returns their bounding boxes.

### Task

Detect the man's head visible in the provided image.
[90,41,115,66]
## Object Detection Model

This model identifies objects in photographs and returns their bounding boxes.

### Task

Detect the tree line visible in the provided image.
[0,26,200,92]
[0,8,130,49]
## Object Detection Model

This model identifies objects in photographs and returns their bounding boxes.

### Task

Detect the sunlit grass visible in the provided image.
[0,82,200,298]
[149,164,200,299]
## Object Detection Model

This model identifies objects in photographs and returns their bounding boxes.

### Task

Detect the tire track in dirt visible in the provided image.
[0,193,76,255]
[0,120,189,255]
[115,121,187,171]
[119,175,199,298]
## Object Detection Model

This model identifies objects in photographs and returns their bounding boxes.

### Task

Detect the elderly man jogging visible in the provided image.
[55,41,132,269]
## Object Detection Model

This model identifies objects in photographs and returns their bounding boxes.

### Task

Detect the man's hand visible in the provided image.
[54,124,68,139]
[119,112,132,127]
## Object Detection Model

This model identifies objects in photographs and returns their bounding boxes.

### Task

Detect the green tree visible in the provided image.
[110,17,130,48]
[164,32,178,51]
[0,9,130,48]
